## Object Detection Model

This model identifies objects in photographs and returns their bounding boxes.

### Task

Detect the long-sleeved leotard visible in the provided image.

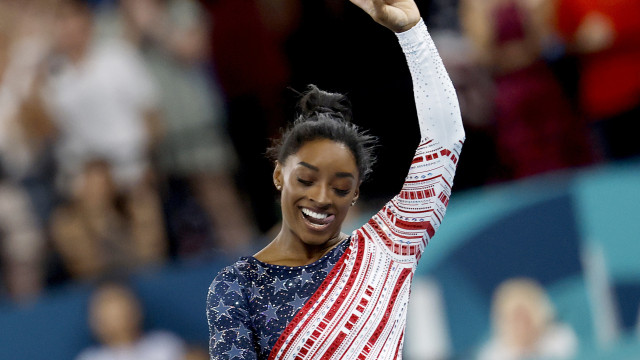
[207,18,464,360]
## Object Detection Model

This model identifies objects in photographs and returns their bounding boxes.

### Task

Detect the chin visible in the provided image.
[293,223,339,246]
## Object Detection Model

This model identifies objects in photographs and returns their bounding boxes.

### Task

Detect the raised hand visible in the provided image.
[349,0,421,33]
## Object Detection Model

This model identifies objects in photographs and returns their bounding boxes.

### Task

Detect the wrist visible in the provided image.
[394,19,421,33]
[395,18,426,45]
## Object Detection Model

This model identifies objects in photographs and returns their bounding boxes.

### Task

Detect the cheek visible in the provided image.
[333,201,353,221]
[280,187,301,216]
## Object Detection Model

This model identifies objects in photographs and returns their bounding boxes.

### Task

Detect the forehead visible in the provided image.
[286,139,358,174]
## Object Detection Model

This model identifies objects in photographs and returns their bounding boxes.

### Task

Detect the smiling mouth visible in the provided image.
[300,207,335,230]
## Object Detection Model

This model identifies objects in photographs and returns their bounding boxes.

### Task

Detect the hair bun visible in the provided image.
[298,84,352,121]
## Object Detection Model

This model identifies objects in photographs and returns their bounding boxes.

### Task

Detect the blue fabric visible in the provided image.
[207,238,351,359]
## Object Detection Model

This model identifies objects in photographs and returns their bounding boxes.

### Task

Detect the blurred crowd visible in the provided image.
[0,1,638,351]
[0,0,262,303]
[78,281,209,360]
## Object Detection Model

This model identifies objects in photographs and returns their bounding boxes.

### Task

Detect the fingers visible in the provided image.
[349,0,420,32]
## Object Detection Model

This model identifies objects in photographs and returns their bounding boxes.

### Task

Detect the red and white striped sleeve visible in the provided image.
[358,19,465,262]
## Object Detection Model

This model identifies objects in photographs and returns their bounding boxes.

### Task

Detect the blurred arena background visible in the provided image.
[0,0,638,359]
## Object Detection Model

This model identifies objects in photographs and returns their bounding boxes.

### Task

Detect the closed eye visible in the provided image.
[334,188,350,196]
[297,178,313,186]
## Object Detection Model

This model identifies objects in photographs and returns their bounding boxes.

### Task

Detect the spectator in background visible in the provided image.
[183,347,209,360]
[0,0,57,302]
[0,165,46,302]
[77,281,186,360]
[555,0,640,160]
[108,0,257,255]
[460,0,592,180]
[0,0,59,224]
[44,0,161,193]
[478,278,578,360]
[50,160,166,280]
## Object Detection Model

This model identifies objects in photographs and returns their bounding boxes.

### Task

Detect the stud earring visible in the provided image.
[276,184,282,191]
[351,200,357,206]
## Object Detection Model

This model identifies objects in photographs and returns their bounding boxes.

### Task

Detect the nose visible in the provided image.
[309,183,331,207]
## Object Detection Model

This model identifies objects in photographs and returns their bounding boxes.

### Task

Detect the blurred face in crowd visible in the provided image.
[54,0,92,59]
[89,284,142,346]
[498,301,544,350]
[184,347,210,360]
[274,139,360,249]
[493,279,551,352]
[75,161,116,210]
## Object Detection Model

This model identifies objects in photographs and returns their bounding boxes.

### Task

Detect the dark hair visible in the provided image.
[267,85,378,182]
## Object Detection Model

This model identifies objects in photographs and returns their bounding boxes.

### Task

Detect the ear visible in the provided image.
[273,161,284,190]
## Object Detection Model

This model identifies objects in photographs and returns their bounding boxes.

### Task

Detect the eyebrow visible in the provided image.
[298,162,355,179]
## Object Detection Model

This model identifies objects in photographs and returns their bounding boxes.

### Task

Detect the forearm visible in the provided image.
[396,19,465,147]
[361,20,463,259]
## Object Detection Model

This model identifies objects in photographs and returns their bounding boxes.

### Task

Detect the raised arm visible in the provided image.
[398,20,465,145]
[353,0,465,261]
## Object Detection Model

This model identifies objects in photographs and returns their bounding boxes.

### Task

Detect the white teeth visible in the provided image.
[301,208,328,220]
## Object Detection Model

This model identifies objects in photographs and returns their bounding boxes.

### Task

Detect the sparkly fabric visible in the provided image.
[208,18,465,360]
[207,238,351,359]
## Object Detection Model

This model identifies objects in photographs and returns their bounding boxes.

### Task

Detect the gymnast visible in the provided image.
[207,0,465,358]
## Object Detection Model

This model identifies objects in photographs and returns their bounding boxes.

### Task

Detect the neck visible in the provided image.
[103,330,141,347]
[67,45,88,65]
[257,228,346,266]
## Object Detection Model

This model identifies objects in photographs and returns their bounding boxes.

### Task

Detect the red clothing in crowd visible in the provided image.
[556,0,640,120]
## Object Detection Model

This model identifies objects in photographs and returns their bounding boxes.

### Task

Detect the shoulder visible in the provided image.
[207,259,263,326]
[75,346,110,360]
[137,331,186,357]
[210,259,257,285]
[476,338,512,360]
[143,330,185,346]
[538,323,578,357]
[208,258,262,301]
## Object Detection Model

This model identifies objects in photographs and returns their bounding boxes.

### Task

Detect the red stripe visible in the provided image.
[365,269,411,354]
[416,139,433,149]
[268,237,359,360]
[306,250,373,359]
[373,212,428,256]
[365,286,373,296]
[393,329,405,359]
[394,218,434,231]
[398,188,436,200]
[336,263,394,360]
[393,208,435,214]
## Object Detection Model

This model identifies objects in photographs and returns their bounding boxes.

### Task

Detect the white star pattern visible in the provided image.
[207,239,348,359]
[227,344,244,360]
[262,303,280,323]
[271,277,289,294]
[290,293,306,310]
[299,269,314,283]
[213,300,232,319]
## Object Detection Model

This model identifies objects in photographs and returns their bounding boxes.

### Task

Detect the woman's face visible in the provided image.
[274,139,360,247]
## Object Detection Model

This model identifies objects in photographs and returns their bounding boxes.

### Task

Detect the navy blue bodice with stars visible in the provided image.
[207,237,351,360]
